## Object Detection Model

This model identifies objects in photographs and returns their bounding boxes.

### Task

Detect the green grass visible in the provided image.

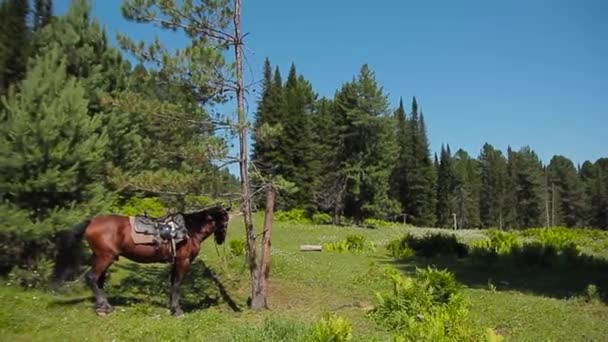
[1,216,608,341]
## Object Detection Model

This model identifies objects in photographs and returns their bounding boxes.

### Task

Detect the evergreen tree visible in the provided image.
[403,97,436,226]
[391,98,410,215]
[452,149,481,228]
[478,143,507,229]
[547,155,584,227]
[436,144,455,227]
[33,0,53,30]
[333,64,399,221]
[279,64,319,209]
[510,147,545,228]
[0,43,110,226]
[0,0,31,94]
[581,158,608,228]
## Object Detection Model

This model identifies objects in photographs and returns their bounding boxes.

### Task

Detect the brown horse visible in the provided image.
[53,206,230,316]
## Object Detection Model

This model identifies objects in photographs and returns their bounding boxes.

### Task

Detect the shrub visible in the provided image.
[310,313,353,342]
[324,234,371,253]
[229,239,247,257]
[522,227,578,249]
[369,267,476,341]
[275,208,311,224]
[6,258,54,290]
[119,197,167,217]
[312,212,333,225]
[388,233,468,259]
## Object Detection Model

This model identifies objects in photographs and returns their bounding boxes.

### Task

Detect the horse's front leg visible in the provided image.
[169,258,190,316]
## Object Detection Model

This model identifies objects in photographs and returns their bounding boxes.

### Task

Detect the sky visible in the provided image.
[57,0,608,167]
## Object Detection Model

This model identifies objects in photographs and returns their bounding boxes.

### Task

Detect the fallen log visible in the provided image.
[300,245,322,252]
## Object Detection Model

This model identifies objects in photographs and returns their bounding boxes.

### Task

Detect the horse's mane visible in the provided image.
[180,205,228,230]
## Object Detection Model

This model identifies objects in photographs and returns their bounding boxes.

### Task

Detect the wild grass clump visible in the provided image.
[229,239,247,256]
[522,227,578,249]
[363,218,399,228]
[312,212,333,225]
[310,313,353,342]
[387,233,469,259]
[369,267,478,341]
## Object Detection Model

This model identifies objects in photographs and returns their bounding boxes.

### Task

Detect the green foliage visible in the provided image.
[310,313,353,342]
[324,234,371,253]
[369,267,476,341]
[117,197,166,217]
[312,212,333,225]
[388,233,469,259]
[229,239,246,257]
[275,208,312,224]
[522,227,578,249]
[583,284,602,304]
[363,218,398,228]
[6,258,53,290]
[232,317,309,342]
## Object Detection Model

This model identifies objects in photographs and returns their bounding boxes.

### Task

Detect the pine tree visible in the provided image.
[547,155,584,227]
[34,0,53,30]
[436,144,455,227]
[279,64,319,209]
[0,43,110,226]
[403,97,436,226]
[510,147,545,228]
[333,64,399,221]
[452,149,481,228]
[391,97,409,214]
[0,0,31,93]
[478,143,508,229]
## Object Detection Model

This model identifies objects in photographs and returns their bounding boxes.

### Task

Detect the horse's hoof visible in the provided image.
[95,303,114,316]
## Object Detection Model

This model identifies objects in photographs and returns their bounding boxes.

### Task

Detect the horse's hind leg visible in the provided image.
[86,253,115,315]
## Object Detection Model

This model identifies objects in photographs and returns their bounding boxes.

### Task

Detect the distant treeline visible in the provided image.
[252,59,608,230]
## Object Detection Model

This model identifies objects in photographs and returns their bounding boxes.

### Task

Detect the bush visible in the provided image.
[229,239,247,257]
[388,233,469,259]
[312,212,333,225]
[118,197,167,217]
[522,227,578,249]
[275,209,311,224]
[369,267,477,341]
[6,258,54,290]
[324,234,372,253]
[310,313,353,342]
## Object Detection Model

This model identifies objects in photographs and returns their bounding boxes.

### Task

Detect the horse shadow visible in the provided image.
[378,249,608,303]
[51,259,241,313]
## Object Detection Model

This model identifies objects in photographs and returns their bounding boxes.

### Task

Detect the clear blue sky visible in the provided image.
[58,0,608,166]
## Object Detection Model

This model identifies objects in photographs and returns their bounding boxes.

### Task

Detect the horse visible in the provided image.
[53,205,230,316]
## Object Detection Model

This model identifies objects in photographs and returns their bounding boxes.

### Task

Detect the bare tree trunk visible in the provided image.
[251,186,275,310]
[232,0,260,308]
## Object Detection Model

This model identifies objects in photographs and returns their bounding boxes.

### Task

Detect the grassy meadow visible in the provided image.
[1,215,607,341]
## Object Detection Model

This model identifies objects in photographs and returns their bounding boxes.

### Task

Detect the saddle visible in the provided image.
[131,213,188,245]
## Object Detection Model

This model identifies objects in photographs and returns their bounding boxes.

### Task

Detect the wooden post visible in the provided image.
[453,213,457,230]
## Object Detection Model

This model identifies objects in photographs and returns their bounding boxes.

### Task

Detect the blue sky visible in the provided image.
[57,0,607,166]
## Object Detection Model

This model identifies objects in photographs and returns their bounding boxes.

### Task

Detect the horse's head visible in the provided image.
[210,206,230,245]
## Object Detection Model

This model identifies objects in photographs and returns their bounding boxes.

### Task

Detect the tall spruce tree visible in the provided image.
[478,143,508,229]
[391,98,410,215]
[279,64,319,209]
[436,144,455,227]
[0,43,110,228]
[0,0,31,94]
[404,97,436,226]
[509,147,545,228]
[547,155,584,227]
[452,149,481,228]
[332,64,399,221]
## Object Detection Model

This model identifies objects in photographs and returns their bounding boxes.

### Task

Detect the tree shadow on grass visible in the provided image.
[51,259,241,313]
[378,250,608,303]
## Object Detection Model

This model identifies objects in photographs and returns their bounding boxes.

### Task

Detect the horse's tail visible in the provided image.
[52,219,91,284]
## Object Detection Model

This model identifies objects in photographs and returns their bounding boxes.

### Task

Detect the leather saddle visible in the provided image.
[133,213,188,244]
